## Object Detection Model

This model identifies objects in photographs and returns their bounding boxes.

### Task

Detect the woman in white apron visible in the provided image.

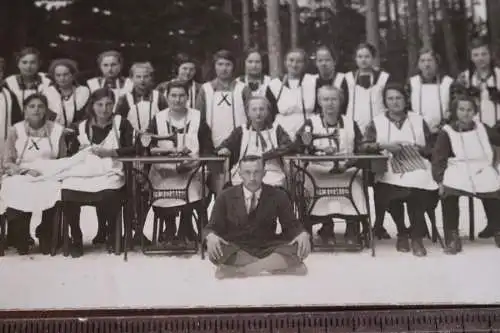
[313,45,348,113]
[0,57,16,155]
[157,53,201,109]
[216,96,291,188]
[1,93,66,255]
[115,62,167,133]
[237,48,272,97]
[43,59,90,128]
[455,38,500,239]
[147,81,213,244]
[344,43,390,133]
[62,88,135,257]
[195,50,250,194]
[432,95,500,253]
[361,84,437,257]
[407,48,453,134]
[295,86,365,246]
[4,47,51,122]
[267,48,317,139]
[86,50,133,111]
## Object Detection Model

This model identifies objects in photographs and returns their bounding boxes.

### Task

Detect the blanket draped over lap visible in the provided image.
[0,148,122,213]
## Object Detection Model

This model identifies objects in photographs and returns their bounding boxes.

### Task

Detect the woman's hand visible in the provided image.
[323,146,338,155]
[26,170,42,177]
[282,105,301,115]
[217,148,231,157]
[91,146,116,158]
[380,143,403,154]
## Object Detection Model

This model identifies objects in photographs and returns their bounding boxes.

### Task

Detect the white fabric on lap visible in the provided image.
[1,175,61,212]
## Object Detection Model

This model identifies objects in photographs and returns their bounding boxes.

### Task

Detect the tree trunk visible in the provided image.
[365,0,380,67]
[290,0,299,49]
[440,1,459,76]
[224,0,233,16]
[266,0,283,77]
[242,0,251,50]
[392,0,400,35]
[487,0,500,58]
[407,0,419,77]
[420,0,432,49]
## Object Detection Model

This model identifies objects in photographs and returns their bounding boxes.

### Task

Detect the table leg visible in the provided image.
[200,162,206,260]
[363,167,375,257]
[122,162,133,261]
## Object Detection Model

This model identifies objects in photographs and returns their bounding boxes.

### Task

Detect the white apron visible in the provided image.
[43,85,90,127]
[203,81,247,148]
[442,121,500,194]
[87,77,134,113]
[1,121,63,212]
[237,75,272,97]
[312,73,346,89]
[61,116,124,192]
[5,74,51,110]
[373,112,438,190]
[230,124,286,187]
[304,114,367,216]
[459,68,500,128]
[0,88,13,154]
[269,74,317,138]
[409,75,453,133]
[345,71,389,132]
[148,108,206,208]
[125,90,161,132]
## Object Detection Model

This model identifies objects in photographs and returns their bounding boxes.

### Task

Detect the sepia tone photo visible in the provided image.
[0,0,499,310]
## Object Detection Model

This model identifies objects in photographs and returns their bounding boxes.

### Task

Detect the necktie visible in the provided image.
[249,192,257,214]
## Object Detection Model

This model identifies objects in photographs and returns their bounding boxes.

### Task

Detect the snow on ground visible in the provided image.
[0,194,499,310]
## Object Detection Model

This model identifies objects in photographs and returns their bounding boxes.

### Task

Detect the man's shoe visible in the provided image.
[479,226,495,239]
[494,232,500,248]
[373,227,391,240]
[444,230,461,255]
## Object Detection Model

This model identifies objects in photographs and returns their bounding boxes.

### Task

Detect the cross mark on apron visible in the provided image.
[218,93,232,106]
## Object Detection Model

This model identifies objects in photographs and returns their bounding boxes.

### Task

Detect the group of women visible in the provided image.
[0,36,500,259]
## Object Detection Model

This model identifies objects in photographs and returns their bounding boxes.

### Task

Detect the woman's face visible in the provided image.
[100,55,121,79]
[215,58,234,80]
[18,54,40,77]
[456,100,476,124]
[245,52,263,77]
[471,45,491,70]
[178,62,196,81]
[54,65,74,89]
[318,88,341,118]
[167,87,188,110]
[248,98,269,127]
[418,53,438,77]
[131,67,153,91]
[385,89,406,113]
[24,98,47,124]
[285,51,305,76]
[355,47,374,70]
[93,96,114,120]
[315,49,335,76]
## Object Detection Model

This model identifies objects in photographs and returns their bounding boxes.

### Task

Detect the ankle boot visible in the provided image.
[494,232,500,248]
[396,235,410,252]
[70,239,84,258]
[411,238,427,257]
[444,230,461,255]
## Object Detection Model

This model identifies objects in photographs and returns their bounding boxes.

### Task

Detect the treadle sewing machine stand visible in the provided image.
[285,154,388,257]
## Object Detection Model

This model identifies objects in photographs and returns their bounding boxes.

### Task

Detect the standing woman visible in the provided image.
[1,94,66,255]
[361,84,437,257]
[267,48,317,138]
[43,59,90,129]
[344,42,390,132]
[147,81,213,244]
[455,38,500,129]
[432,95,500,253]
[5,47,51,121]
[237,48,272,97]
[115,62,167,133]
[86,51,133,109]
[62,88,135,257]
[157,53,201,109]
[407,48,453,134]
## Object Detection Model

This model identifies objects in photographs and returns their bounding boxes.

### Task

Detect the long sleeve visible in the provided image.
[8,90,23,124]
[340,78,349,115]
[265,87,279,121]
[195,86,207,121]
[276,188,305,240]
[485,124,500,146]
[116,118,135,156]
[3,127,18,168]
[431,130,452,184]
[203,192,227,239]
[419,120,434,159]
[198,120,214,155]
[217,126,243,168]
[359,120,380,153]
[114,95,130,119]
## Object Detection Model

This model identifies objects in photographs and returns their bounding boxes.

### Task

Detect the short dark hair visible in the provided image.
[354,42,377,58]
[166,79,189,95]
[449,94,479,120]
[239,154,265,167]
[16,47,41,65]
[315,45,338,62]
[213,50,235,65]
[23,93,48,109]
[85,88,115,119]
[382,82,408,109]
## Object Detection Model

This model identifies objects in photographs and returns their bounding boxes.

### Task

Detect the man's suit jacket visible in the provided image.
[203,184,304,250]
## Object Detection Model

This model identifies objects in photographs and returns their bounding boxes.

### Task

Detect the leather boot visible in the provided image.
[444,230,461,255]
[396,235,410,252]
[411,238,427,257]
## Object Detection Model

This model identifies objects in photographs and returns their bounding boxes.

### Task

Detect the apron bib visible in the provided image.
[125,90,160,132]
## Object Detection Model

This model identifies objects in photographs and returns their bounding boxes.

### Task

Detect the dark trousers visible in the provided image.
[5,207,56,248]
[153,201,203,241]
[442,195,500,232]
[64,197,122,244]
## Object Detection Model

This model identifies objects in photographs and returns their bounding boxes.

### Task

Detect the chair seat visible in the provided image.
[152,198,188,208]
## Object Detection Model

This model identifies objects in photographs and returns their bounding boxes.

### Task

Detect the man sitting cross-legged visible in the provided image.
[203,155,311,279]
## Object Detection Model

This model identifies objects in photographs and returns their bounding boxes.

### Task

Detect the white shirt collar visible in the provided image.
[242,185,262,200]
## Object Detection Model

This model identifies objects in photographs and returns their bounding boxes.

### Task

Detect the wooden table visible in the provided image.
[115,155,227,261]
[284,154,388,257]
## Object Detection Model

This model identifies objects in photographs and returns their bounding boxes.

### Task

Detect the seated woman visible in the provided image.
[216,96,292,188]
[295,85,366,246]
[62,88,135,257]
[361,83,438,257]
[146,81,213,245]
[432,95,500,253]
[1,94,66,255]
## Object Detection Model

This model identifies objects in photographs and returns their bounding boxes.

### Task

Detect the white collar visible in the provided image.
[242,185,262,200]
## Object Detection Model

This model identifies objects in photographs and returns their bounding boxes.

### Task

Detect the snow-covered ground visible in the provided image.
[0,195,499,310]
